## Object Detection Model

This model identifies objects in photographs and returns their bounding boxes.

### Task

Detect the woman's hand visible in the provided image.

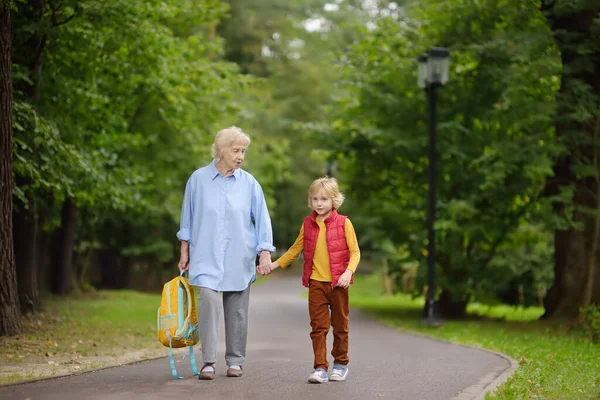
[336,269,353,289]
[259,250,271,268]
[178,241,189,272]
[257,251,271,275]
[178,254,189,272]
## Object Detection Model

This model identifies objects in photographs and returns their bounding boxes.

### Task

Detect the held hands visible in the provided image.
[257,260,280,276]
[256,251,274,276]
[336,269,353,289]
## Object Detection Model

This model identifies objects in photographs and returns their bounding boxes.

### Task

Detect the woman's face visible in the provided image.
[221,140,247,171]
[310,189,333,218]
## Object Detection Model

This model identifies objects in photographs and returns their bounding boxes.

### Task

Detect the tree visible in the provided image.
[10,0,246,293]
[11,0,69,301]
[318,0,560,317]
[542,1,600,317]
[0,0,22,335]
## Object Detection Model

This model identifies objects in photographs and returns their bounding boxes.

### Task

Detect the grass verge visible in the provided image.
[0,290,164,384]
[350,274,600,400]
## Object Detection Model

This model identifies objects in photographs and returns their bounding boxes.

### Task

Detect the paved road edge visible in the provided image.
[450,344,519,400]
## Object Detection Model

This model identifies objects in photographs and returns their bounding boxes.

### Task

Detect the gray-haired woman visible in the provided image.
[177,126,275,380]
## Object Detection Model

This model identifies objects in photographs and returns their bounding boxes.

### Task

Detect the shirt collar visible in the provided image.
[209,159,240,180]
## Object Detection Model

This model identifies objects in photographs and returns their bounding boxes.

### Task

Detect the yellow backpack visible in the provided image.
[157,271,199,379]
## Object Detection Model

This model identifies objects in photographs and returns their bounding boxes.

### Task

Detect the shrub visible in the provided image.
[580,304,600,343]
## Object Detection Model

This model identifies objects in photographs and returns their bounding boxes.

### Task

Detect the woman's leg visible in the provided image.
[223,283,251,367]
[197,287,222,364]
[308,280,331,371]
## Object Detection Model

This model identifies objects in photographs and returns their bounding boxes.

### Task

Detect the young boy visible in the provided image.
[259,177,360,383]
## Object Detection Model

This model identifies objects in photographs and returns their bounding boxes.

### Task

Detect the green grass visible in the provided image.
[0,290,163,383]
[350,274,600,400]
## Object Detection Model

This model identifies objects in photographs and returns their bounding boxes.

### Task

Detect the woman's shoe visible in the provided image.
[226,365,243,377]
[198,364,215,380]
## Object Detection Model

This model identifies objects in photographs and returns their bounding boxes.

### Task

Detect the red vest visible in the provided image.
[302,209,351,288]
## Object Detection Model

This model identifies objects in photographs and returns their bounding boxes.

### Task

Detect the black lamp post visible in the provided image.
[418,47,450,326]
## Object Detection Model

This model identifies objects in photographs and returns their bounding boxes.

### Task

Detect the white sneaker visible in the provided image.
[330,366,348,381]
[308,368,329,383]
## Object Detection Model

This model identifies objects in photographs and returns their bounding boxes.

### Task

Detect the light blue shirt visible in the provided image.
[176,160,276,291]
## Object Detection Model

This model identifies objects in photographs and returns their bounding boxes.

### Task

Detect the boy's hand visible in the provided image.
[269,262,280,274]
[336,269,353,289]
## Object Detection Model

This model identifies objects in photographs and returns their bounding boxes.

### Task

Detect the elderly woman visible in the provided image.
[176,126,275,380]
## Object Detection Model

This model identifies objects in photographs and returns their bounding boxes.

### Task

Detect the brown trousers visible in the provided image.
[308,279,349,370]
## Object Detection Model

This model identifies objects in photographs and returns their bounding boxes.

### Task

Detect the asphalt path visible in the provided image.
[0,274,513,400]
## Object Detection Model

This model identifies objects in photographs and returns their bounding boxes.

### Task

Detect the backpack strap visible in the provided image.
[188,344,199,375]
[167,334,199,378]
[177,279,185,335]
[167,333,182,379]
[175,274,195,338]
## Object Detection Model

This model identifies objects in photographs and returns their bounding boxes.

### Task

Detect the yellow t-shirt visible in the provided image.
[276,218,360,282]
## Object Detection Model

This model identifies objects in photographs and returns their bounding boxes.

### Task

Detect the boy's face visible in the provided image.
[311,189,333,219]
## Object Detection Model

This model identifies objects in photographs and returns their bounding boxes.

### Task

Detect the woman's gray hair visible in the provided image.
[211,126,251,159]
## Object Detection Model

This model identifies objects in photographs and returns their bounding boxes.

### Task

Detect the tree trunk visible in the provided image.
[13,200,39,314]
[0,1,22,336]
[542,4,600,317]
[11,0,47,309]
[49,199,78,295]
[36,222,51,291]
[97,248,129,289]
[430,290,468,320]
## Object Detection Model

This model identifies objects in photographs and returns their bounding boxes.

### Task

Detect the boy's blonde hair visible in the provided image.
[308,176,345,210]
[211,126,251,159]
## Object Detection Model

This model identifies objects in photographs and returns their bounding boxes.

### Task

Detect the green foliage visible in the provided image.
[11,0,374,286]
[541,0,600,229]
[580,304,600,343]
[315,0,561,309]
[11,0,248,274]
[217,0,372,246]
[12,101,82,205]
